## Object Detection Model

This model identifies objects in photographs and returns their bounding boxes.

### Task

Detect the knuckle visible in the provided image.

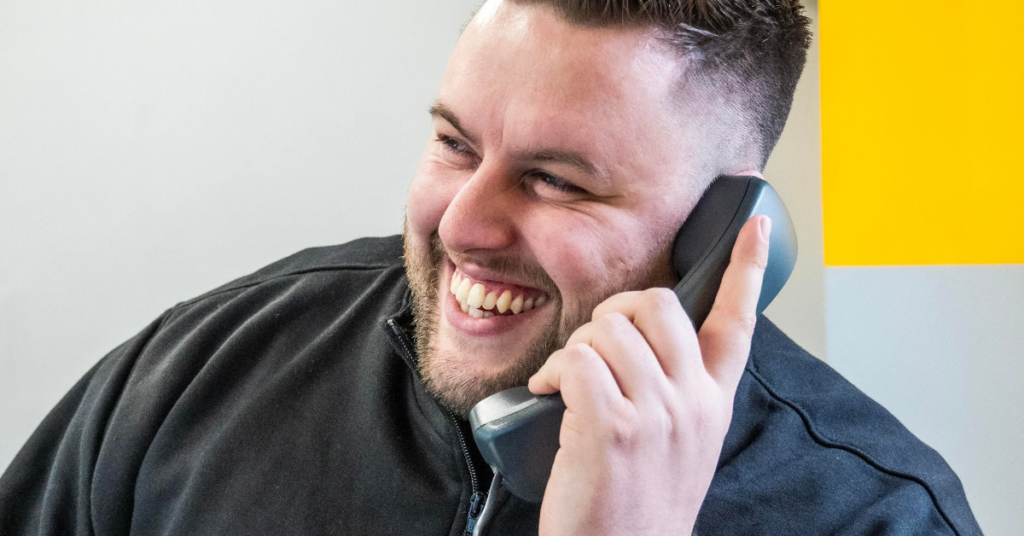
[564,343,600,371]
[597,312,632,334]
[746,255,768,272]
[733,312,758,336]
[593,291,632,319]
[737,309,761,336]
[563,342,586,359]
[651,404,678,441]
[606,410,642,448]
[705,308,758,339]
[566,321,592,343]
[644,287,680,312]
[660,392,695,439]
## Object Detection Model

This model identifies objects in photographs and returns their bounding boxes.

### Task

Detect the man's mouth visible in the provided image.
[449,268,549,319]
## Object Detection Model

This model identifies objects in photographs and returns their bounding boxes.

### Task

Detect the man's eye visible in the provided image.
[437,134,469,155]
[533,172,586,195]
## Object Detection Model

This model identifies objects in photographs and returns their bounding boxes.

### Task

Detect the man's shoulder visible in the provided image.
[717,318,981,535]
[178,235,405,307]
[744,319,954,488]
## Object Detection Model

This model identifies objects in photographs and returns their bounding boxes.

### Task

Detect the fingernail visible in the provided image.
[759,216,772,244]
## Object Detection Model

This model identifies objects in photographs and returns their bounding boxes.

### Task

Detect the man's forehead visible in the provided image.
[458,1,674,85]
[441,2,685,165]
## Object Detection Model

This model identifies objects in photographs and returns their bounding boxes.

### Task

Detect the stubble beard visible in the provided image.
[404,229,577,416]
[403,223,671,417]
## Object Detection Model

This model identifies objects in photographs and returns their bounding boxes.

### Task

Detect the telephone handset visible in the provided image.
[468,176,798,503]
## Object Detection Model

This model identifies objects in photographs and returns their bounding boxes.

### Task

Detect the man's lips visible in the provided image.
[448,266,549,318]
[439,256,551,325]
[450,259,551,295]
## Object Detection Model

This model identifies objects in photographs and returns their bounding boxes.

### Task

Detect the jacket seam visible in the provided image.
[172,264,394,309]
[92,310,171,452]
[90,309,172,534]
[745,361,960,536]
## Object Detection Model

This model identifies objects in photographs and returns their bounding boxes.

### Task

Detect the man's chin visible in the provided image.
[437,315,533,365]
[418,327,554,416]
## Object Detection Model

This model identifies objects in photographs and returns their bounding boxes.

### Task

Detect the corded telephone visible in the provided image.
[468,175,798,504]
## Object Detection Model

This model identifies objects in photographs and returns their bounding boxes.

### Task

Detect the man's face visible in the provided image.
[404,1,703,415]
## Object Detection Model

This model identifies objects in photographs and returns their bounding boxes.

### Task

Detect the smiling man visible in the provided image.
[0,1,981,535]
[406,0,757,417]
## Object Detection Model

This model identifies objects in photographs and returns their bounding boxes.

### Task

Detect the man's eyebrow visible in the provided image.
[428,102,478,146]
[512,148,603,179]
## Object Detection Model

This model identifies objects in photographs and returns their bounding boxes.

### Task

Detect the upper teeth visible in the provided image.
[467,284,485,309]
[450,270,546,317]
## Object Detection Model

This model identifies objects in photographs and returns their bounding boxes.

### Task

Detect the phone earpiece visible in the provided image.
[672,176,798,330]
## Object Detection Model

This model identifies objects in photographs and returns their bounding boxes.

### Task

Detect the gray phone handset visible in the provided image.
[469,176,798,503]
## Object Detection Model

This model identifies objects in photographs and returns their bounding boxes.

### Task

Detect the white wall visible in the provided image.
[0,0,481,468]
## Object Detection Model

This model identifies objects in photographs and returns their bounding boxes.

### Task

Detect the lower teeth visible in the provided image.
[462,306,516,318]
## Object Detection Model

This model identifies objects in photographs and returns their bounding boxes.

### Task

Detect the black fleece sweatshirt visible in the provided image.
[0,236,981,535]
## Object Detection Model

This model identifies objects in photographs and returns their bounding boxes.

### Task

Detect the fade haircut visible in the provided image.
[509,0,811,174]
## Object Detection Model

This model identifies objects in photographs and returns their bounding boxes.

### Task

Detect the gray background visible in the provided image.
[2,0,1018,533]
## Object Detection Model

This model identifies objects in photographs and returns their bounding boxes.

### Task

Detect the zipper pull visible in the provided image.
[464,491,486,536]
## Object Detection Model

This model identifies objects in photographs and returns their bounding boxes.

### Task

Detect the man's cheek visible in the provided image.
[551,246,606,293]
[407,175,454,237]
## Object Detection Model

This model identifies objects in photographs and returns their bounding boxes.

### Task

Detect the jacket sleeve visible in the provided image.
[0,313,167,535]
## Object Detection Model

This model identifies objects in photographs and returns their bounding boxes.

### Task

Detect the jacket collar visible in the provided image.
[381,283,420,373]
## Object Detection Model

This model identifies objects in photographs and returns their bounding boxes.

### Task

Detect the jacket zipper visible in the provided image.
[385,319,489,536]
[464,490,486,536]
[449,410,486,536]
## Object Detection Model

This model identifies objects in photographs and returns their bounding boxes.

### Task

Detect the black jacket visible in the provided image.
[0,236,981,535]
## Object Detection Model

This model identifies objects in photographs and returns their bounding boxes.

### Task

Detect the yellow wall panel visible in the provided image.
[820,1,1024,266]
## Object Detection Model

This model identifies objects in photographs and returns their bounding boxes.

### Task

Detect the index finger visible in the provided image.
[698,215,771,391]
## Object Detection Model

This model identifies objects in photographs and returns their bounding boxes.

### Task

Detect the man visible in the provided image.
[0,0,980,534]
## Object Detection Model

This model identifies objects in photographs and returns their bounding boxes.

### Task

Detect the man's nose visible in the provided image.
[438,161,519,255]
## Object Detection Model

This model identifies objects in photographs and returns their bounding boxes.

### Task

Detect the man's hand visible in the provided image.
[528,215,771,535]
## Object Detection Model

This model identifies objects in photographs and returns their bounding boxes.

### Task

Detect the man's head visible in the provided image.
[404,0,810,415]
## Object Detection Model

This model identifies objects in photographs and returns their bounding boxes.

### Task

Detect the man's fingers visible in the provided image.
[699,215,771,391]
[529,344,624,419]
[563,314,668,402]
[590,289,702,383]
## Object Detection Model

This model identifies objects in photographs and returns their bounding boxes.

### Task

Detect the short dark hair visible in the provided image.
[510,0,812,171]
